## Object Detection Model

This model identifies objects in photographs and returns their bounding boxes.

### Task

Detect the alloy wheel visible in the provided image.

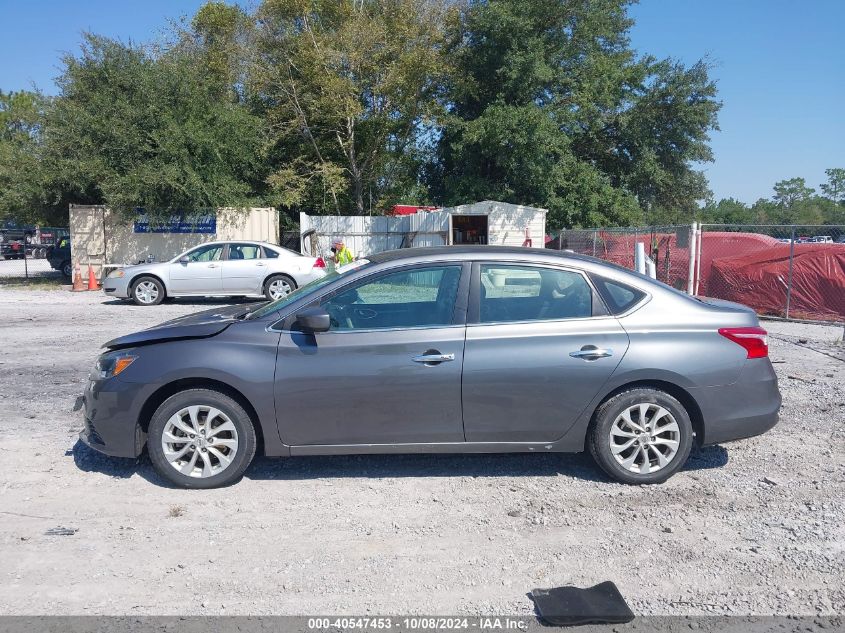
[161,405,239,479]
[268,278,292,300]
[609,403,681,475]
[135,281,159,304]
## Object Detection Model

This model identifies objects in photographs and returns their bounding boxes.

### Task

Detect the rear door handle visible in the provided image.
[569,346,613,360]
[207,263,218,268]
[256,262,266,266]
[412,353,455,364]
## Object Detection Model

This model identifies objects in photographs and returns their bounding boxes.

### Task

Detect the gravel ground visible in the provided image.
[0,287,842,617]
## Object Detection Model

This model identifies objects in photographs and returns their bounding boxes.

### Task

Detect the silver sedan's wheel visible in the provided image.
[610,403,681,474]
[161,405,239,479]
[264,275,296,301]
[132,277,165,306]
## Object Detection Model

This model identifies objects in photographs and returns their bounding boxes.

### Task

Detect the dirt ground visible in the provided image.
[0,287,842,617]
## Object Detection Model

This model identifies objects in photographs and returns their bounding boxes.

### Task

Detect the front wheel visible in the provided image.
[131,276,165,306]
[147,389,257,489]
[264,274,297,301]
[588,387,693,485]
[61,261,72,278]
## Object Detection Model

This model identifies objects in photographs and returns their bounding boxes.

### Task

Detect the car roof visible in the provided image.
[192,240,279,247]
[367,245,596,264]
[364,245,697,301]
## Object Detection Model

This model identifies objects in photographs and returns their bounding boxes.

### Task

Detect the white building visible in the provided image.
[300,200,547,259]
[69,205,279,275]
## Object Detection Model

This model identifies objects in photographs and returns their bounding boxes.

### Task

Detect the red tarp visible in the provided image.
[581,231,845,320]
[389,205,440,216]
[710,244,845,321]
[590,231,779,292]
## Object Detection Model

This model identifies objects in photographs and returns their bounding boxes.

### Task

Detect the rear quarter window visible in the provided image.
[590,275,646,314]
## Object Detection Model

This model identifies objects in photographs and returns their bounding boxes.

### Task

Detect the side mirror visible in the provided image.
[179,256,190,264]
[295,306,331,333]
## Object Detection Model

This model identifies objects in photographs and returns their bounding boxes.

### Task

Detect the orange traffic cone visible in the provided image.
[86,264,99,291]
[71,263,85,292]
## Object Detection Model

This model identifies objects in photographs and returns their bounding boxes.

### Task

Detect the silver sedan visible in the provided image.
[102,241,326,305]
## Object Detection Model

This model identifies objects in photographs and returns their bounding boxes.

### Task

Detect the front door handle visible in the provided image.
[207,263,219,268]
[256,262,266,266]
[569,346,613,360]
[412,352,455,364]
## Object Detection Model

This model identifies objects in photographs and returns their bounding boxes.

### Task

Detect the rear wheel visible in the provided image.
[588,387,693,485]
[147,389,257,489]
[61,261,72,278]
[264,274,296,301]
[131,276,165,306]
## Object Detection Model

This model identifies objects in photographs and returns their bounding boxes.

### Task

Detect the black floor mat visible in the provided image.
[530,581,635,627]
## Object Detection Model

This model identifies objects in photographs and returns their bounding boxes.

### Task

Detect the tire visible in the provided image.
[131,276,165,306]
[147,389,257,489]
[588,387,693,485]
[61,261,72,278]
[263,274,297,301]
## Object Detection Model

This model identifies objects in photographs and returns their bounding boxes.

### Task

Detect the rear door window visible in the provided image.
[227,243,261,260]
[478,264,592,323]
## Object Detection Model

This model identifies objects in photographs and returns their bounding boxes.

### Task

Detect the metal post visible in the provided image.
[23,242,28,279]
[694,224,703,295]
[785,226,795,319]
[592,230,597,258]
[686,222,697,295]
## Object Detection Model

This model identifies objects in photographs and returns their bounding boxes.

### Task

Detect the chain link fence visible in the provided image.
[698,224,845,324]
[0,227,70,283]
[555,224,845,325]
[553,225,696,292]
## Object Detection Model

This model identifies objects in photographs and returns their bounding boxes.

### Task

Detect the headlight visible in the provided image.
[107,269,126,279]
[95,352,137,379]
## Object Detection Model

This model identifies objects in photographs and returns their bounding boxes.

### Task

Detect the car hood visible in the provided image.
[103,304,255,350]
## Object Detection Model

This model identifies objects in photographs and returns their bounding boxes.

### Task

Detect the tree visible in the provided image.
[698,198,753,225]
[252,0,451,215]
[0,90,57,223]
[772,177,815,208]
[820,168,845,205]
[183,1,252,96]
[429,0,720,229]
[41,33,268,216]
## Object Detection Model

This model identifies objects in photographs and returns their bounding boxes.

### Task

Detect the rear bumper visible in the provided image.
[78,377,147,458]
[691,358,781,445]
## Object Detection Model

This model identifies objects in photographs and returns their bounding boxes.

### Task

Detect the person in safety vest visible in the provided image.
[330,238,355,266]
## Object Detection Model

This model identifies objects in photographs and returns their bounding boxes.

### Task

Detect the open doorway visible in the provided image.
[451,214,488,245]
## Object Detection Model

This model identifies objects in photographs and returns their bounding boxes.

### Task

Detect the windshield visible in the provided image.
[245,259,372,320]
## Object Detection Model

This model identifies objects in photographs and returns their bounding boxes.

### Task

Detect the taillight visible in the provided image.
[718,327,768,359]
[313,257,325,269]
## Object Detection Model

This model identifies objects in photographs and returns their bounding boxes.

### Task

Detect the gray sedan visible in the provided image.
[102,240,327,305]
[81,246,780,488]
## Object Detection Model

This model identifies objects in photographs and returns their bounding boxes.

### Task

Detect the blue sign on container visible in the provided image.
[134,212,216,234]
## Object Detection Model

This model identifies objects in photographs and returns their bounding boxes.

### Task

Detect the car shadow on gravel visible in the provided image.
[68,439,729,487]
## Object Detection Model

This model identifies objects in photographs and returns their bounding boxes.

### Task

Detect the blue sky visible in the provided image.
[1,0,843,204]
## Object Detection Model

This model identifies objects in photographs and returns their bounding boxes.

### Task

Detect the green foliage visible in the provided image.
[0,90,47,223]
[41,33,268,217]
[772,177,815,208]
[2,0,841,231]
[820,168,845,204]
[253,0,451,215]
[429,0,720,229]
